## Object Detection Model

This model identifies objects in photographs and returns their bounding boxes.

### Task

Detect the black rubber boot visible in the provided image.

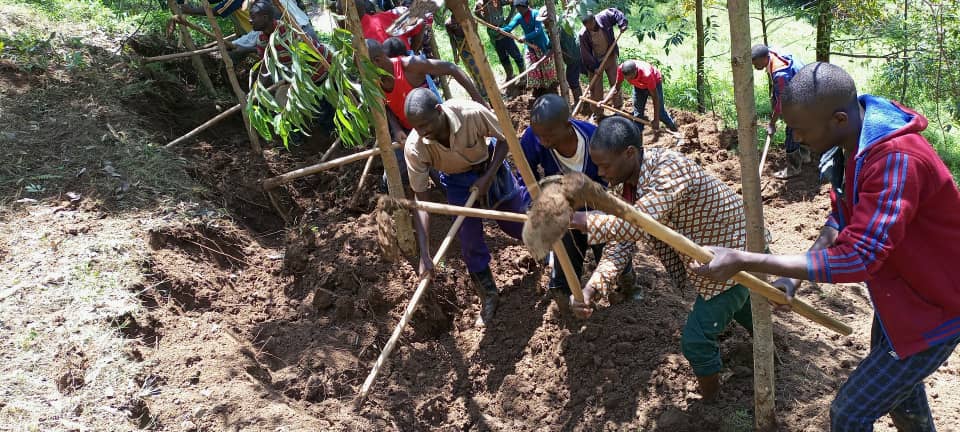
[469,268,499,327]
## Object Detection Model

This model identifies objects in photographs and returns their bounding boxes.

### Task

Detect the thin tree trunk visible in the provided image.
[815,0,832,62]
[168,0,216,95]
[900,0,909,103]
[545,0,571,103]
[201,3,261,154]
[344,0,416,256]
[695,0,706,113]
[727,0,776,429]
[760,0,769,46]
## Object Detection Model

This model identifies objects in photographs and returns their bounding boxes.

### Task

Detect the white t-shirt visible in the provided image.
[552,127,587,173]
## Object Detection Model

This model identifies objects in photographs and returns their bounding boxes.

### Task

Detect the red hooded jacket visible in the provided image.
[806,95,960,358]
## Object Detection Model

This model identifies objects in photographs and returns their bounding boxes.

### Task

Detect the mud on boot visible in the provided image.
[470,268,499,327]
[696,373,721,403]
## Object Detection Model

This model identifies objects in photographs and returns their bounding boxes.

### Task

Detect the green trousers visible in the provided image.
[680,284,753,377]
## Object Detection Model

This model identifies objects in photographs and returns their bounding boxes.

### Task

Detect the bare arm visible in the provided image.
[409,58,485,104]
[413,191,433,275]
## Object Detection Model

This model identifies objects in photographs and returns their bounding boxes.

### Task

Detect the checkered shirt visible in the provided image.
[586,148,747,300]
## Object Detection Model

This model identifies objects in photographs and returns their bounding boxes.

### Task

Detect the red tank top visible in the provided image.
[384,57,425,130]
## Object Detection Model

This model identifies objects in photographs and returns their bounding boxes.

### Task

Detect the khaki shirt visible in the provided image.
[404,100,505,192]
[586,148,747,300]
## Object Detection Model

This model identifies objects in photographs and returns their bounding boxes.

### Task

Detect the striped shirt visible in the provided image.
[586,148,747,300]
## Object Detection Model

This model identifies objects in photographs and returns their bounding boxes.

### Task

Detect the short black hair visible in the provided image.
[782,62,858,113]
[383,37,407,58]
[404,87,441,119]
[250,0,276,16]
[530,94,570,126]
[589,116,643,153]
[366,38,384,58]
[751,44,769,60]
[580,12,595,23]
[620,60,637,77]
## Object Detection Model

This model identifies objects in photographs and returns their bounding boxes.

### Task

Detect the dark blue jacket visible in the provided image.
[519,119,605,185]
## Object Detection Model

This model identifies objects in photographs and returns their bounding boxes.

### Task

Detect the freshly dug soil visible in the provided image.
[131,89,960,431]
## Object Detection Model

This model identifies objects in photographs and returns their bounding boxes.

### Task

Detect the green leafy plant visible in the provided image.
[246,25,384,149]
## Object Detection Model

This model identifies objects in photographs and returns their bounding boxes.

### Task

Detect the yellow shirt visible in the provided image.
[404,100,505,193]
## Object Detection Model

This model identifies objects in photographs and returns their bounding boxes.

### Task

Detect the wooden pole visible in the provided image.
[544,0,571,102]
[348,154,378,208]
[172,15,236,48]
[572,30,625,117]
[201,2,262,154]
[344,0,416,256]
[319,137,343,163]
[532,174,853,336]
[448,0,584,303]
[581,97,683,139]
[262,143,401,190]
[355,190,480,407]
[201,33,236,48]
[759,133,772,176]
[727,0,776,427]
[474,17,543,54]
[168,0,216,95]
[498,55,549,90]
[143,46,220,63]
[427,33,453,100]
[166,82,282,148]
[382,196,528,222]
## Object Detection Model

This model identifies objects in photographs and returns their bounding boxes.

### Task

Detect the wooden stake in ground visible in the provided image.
[261,143,400,190]
[172,15,236,49]
[348,154,378,209]
[201,2,262,154]
[356,190,480,407]
[544,0,570,103]
[344,0,416,256]
[572,30,625,117]
[523,173,853,336]
[380,195,528,223]
[448,0,584,302]
[167,0,216,95]
[727,0,776,427]
[166,82,282,148]
[143,46,220,63]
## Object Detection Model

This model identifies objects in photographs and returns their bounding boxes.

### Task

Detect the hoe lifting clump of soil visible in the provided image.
[523,173,853,337]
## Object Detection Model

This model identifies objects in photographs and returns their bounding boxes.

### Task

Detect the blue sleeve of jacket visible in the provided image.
[519,127,543,181]
[524,18,545,41]
[502,13,521,33]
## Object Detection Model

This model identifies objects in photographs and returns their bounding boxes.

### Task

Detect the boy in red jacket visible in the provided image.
[695,62,960,430]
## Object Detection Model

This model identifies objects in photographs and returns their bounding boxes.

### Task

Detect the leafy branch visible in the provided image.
[245,25,385,149]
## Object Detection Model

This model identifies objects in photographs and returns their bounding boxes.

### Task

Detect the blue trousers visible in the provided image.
[830,318,959,431]
[632,82,677,132]
[565,61,582,97]
[493,36,525,78]
[441,162,530,273]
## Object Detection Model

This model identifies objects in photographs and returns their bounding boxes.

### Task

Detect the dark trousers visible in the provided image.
[632,82,678,132]
[829,318,959,431]
[548,229,603,295]
[565,61,582,99]
[493,36,524,78]
[785,127,798,153]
